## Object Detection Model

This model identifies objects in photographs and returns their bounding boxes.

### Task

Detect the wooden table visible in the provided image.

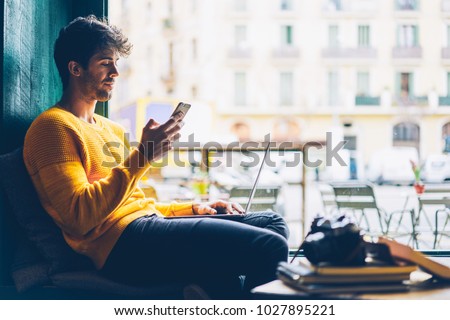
[252,257,450,300]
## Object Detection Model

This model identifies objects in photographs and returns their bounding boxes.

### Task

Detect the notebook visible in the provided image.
[164,143,271,220]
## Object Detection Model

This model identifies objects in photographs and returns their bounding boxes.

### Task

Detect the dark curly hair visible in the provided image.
[54,15,132,90]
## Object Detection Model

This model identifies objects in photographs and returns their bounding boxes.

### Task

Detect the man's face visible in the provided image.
[79,49,120,102]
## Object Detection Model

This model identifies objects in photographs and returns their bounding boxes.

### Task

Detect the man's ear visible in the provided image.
[68,61,82,77]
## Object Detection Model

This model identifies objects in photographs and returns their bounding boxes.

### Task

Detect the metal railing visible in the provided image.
[355,96,380,106]
[158,144,308,236]
[392,46,422,59]
[439,96,450,106]
[322,47,377,59]
[228,47,252,59]
[272,46,300,59]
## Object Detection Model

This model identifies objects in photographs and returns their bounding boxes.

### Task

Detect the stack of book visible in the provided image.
[277,261,417,294]
[278,238,450,295]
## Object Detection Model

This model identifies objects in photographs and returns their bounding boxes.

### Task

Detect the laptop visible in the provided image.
[164,143,271,220]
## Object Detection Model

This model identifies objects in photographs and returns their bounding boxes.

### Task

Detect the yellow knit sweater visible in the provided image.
[23,106,193,269]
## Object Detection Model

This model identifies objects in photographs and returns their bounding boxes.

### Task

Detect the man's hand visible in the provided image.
[139,113,184,162]
[192,200,245,215]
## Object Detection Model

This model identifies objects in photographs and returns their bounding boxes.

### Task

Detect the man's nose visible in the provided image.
[110,64,119,78]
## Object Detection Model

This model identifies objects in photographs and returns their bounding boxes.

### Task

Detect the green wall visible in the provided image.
[1,0,108,154]
[0,0,107,287]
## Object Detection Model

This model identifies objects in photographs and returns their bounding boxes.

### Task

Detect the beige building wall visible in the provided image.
[109,0,450,169]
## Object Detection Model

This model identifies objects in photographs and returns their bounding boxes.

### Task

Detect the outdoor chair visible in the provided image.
[330,182,387,236]
[229,186,280,213]
[318,184,337,215]
[416,185,450,249]
[331,182,414,240]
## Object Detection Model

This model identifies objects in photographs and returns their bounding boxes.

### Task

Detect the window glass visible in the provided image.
[396,0,418,10]
[234,25,247,48]
[108,1,450,251]
[356,72,370,96]
[281,25,293,46]
[234,72,247,106]
[328,71,339,106]
[280,72,294,106]
[281,0,293,11]
[398,25,418,47]
[358,25,370,47]
[328,25,339,48]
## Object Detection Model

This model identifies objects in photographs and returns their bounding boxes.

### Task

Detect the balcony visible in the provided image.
[392,46,422,59]
[442,47,450,60]
[228,47,252,60]
[439,96,450,106]
[322,47,377,59]
[394,95,428,107]
[272,46,300,59]
[355,96,380,106]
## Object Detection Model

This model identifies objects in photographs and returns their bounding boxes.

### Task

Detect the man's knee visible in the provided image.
[263,211,290,240]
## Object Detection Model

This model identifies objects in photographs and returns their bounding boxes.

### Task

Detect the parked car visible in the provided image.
[422,154,450,183]
[367,147,419,185]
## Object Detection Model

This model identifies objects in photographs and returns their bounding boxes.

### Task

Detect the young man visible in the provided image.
[23,15,289,298]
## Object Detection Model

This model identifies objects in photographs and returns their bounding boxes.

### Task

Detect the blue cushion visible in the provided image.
[0,148,94,277]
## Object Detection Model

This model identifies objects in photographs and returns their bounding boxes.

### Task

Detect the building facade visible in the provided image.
[109,0,450,171]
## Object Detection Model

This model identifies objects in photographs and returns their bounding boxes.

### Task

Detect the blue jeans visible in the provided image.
[101,212,289,298]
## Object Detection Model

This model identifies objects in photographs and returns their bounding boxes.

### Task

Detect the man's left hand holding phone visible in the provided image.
[139,102,191,162]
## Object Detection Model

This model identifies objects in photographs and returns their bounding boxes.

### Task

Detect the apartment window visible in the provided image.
[328,71,339,106]
[234,72,247,106]
[326,0,342,11]
[328,25,340,48]
[281,0,293,11]
[280,72,294,106]
[393,122,420,150]
[447,25,450,47]
[447,72,450,95]
[396,72,414,98]
[234,25,247,48]
[343,135,357,151]
[443,123,450,152]
[234,0,247,12]
[358,25,371,48]
[398,25,419,47]
[396,0,418,10]
[281,25,293,46]
[356,72,370,96]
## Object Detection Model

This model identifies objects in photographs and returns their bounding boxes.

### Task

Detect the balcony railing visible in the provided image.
[228,47,252,59]
[355,96,380,106]
[443,0,450,12]
[442,47,450,59]
[322,47,377,59]
[272,46,300,59]
[439,96,450,106]
[392,46,422,59]
[394,95,428,106]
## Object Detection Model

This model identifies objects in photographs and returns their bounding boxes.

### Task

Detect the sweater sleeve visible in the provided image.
[155,202,194,216]
[24,115,151,237]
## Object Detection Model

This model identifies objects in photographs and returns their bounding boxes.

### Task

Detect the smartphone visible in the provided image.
[171,102,191,119]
